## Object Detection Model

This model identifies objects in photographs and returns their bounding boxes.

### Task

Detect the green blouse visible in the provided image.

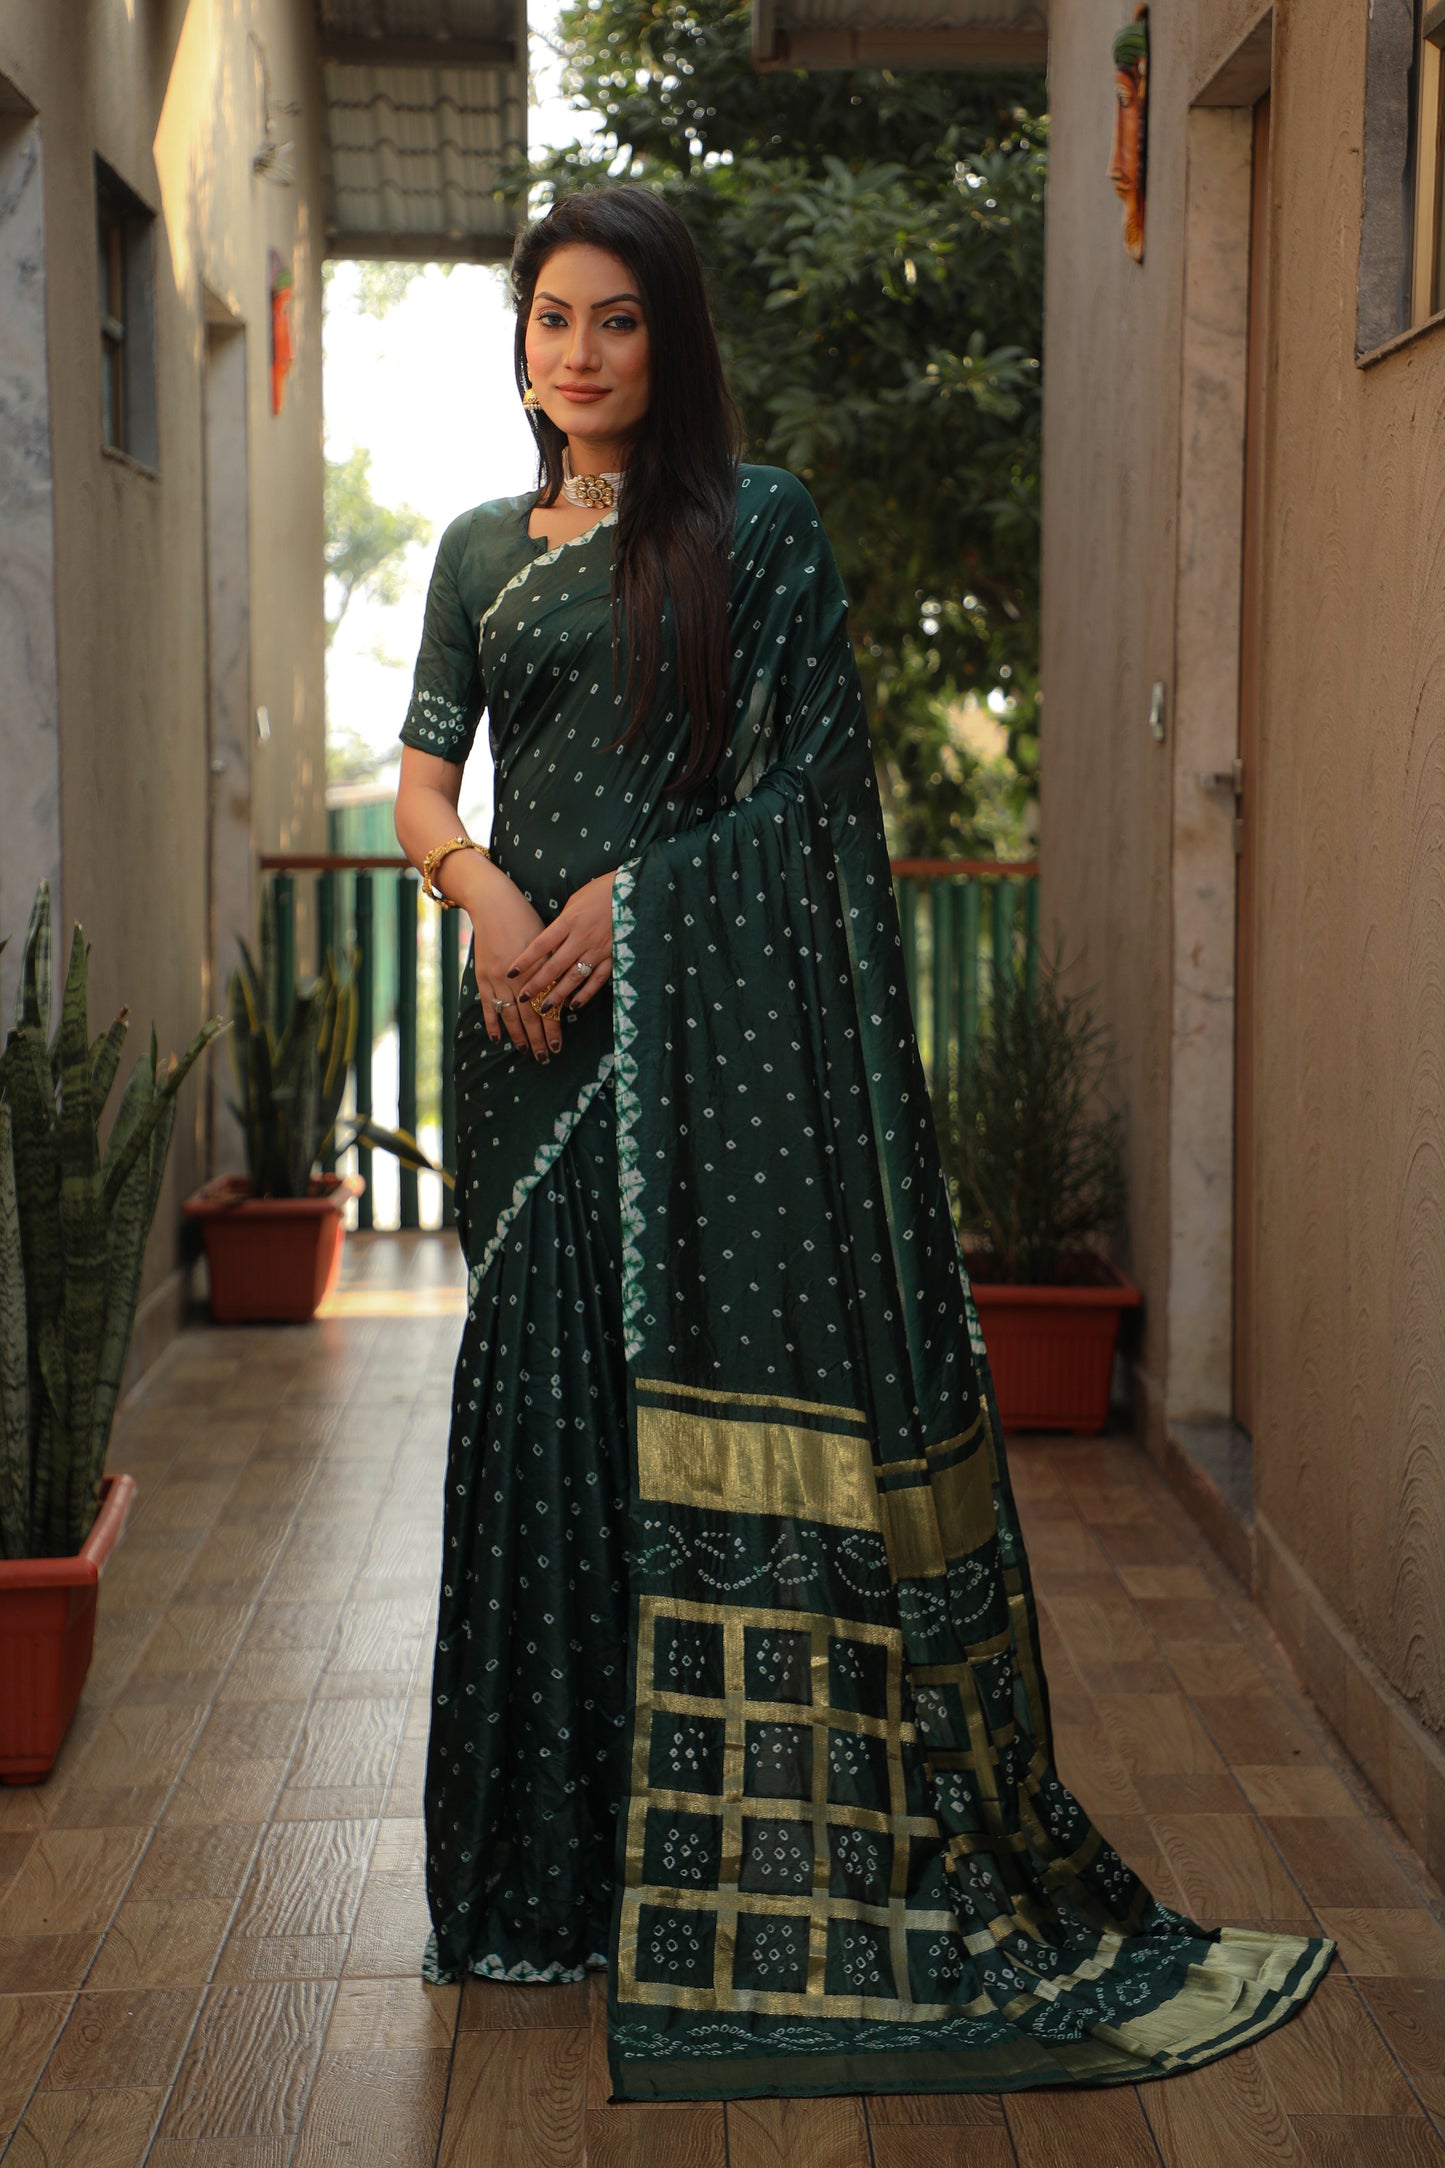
[398,493,542,767]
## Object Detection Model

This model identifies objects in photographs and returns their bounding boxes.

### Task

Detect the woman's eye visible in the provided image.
[536,310,567,328]
[603,313,639,331]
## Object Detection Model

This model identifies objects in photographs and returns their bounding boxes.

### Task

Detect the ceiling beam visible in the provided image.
[319,33,518,69]
[754,24,1046,69]
[324,228,517,263]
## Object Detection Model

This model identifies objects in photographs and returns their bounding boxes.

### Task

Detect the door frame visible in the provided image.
[1232,89,1272,1437]
[1163,12,1274,1433]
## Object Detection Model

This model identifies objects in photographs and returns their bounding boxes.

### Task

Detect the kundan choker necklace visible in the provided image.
[560,448,623,511]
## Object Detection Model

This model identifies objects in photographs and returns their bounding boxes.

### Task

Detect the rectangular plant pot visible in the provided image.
[0,1473,136,1784]
[967,1257,1142,1436]
[183,1172,363,1323]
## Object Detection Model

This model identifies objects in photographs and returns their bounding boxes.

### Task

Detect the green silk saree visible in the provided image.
[401,465,1331,2103]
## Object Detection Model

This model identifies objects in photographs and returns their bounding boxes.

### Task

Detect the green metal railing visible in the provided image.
[259,855,455,1235]
[892,857,1040,1113]
[257,853,1038,1234]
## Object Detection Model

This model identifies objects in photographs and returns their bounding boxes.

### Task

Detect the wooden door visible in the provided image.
[1234,90,1271,1437]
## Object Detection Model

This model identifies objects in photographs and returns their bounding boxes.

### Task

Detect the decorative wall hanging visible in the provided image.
[1110,6,1149,263]
[269,247,294,416]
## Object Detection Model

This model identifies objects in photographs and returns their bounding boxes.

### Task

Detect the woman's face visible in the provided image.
[523,242,651,459]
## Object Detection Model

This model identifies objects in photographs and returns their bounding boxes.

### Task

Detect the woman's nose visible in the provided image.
[564,322,599,371]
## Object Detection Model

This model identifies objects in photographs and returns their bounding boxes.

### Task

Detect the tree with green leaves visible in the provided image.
[528,0,1046,856]
[321,256,459,318]
[323,447,432,652]
[322,267,440,784]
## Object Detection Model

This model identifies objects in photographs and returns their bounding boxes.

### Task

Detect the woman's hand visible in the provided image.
[393,752,566,1059]
[506,871,617,1024]
[469,885,565,1061]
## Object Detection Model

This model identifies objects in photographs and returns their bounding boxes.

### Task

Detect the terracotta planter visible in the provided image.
[0,1473,136,1784]
[183,1172,364,1323]
[967,1255,1142,1436]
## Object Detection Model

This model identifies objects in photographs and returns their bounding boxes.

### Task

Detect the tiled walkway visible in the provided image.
[1,1233,1443,2165]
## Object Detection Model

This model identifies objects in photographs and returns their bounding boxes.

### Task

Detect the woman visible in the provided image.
[393,184,1330,2104]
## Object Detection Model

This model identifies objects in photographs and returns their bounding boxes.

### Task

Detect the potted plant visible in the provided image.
[0,883,224,1780]
[937,939,1141,1435]
[184,894,363,1323]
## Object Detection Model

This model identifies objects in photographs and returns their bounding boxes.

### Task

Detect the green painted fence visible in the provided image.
[892,857,1040,1114]
[259,854,1038,1234]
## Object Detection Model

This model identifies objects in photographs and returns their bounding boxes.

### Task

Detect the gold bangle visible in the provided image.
[421,834,490,905]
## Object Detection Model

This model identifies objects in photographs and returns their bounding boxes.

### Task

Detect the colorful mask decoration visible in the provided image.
[269,247,295,416]
[1109,7,1149,263]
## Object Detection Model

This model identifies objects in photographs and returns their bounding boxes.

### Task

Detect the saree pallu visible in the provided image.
[406,466,1332,2102]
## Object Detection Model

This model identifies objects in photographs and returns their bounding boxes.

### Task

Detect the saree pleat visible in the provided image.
[402,467,1332,2099]
[425,1070,631,1982]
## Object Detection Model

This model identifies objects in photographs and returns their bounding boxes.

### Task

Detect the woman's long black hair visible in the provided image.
[509,186,742,803]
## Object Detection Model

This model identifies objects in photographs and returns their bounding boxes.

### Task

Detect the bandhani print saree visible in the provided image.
[400,464,1332,2104]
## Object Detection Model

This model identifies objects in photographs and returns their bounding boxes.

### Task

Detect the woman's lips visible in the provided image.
[557,385,609,402]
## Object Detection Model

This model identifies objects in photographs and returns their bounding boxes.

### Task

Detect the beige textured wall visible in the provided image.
[0,0,326,1333]
[1253,0,1445,1744]
[1044,0,1445,1787]
[1042,0,1189,1414]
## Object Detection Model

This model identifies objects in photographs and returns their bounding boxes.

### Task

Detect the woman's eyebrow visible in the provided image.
[535,290,644,309]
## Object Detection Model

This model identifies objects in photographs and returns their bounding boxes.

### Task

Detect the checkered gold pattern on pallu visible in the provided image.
[620,1591,972,2018]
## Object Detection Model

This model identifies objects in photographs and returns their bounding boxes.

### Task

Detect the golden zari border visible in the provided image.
[634,1395,879,1532]
[1090,1930,1333,2072]
[633,1380,997,1587]
[637,1374,867,1426]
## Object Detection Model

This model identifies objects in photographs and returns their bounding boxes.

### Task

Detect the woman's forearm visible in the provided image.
[394,781,508,914]
[394,772,559,1058]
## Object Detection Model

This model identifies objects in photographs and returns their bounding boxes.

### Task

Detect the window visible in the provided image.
[1411,0,1445,322]
[95,157,158,467]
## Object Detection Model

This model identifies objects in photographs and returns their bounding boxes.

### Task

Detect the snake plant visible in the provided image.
[937,936,1127,1286]
[0,882,225,1559]
[227,887,359,1198]
[335,1113,455,1192]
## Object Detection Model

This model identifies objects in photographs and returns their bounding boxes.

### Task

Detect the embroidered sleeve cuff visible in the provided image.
[399,688,478,763]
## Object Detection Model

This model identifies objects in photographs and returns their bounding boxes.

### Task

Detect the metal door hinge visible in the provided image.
[1200,756,1245,796]
[1200,758,1246,854]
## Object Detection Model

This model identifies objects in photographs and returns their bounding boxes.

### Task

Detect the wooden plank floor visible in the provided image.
[1,1231,1442,2166]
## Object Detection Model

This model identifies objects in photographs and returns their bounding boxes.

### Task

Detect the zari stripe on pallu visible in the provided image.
[632,1376,875,1533]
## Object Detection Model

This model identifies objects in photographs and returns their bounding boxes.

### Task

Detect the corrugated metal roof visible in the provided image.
[317,1,528,261]
[752,0,1047,70]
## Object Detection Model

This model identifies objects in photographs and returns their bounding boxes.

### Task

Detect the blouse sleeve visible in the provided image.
[398,512,485,764]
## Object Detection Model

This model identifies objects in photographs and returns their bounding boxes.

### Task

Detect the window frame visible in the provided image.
[94,156,159,471]
[1409,0,1445,324]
